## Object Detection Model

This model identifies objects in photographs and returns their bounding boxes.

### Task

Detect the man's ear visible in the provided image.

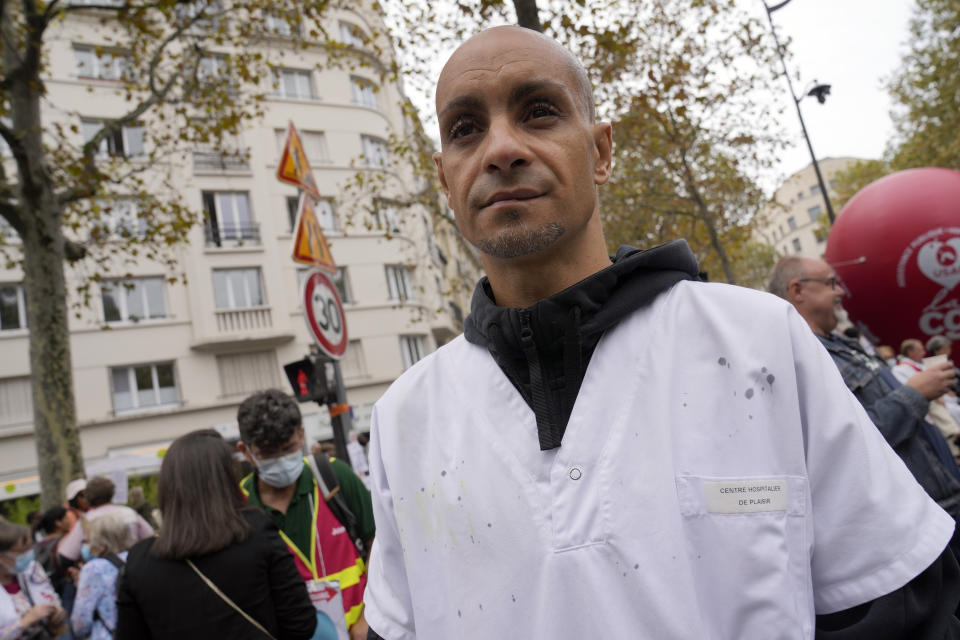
[434,151,450,202]
[787,279,804,303]
[593,122,613,186]
[236,440,253,463]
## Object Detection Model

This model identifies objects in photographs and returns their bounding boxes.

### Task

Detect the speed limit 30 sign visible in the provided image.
[302,270,347,359]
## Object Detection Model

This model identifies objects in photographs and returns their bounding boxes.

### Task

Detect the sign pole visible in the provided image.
[329,359,352,467]
[279,121,352,464]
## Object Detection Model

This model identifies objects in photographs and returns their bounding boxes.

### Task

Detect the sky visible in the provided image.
[751,0,915,182]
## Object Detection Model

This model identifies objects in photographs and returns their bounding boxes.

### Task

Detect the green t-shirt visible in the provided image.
[241,457,375,558]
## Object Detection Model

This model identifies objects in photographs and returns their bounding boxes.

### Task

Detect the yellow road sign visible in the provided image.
[277,122,322,200]
[292,195,337,273]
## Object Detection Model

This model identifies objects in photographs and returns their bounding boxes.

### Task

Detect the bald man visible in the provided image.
[364,28,960,639]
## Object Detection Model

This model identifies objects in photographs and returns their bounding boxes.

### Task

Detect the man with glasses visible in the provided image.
[770,256,960,524]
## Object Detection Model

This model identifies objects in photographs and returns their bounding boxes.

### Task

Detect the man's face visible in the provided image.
[793,259,845,335]
[433,28,612,262]
[906,342,926,361]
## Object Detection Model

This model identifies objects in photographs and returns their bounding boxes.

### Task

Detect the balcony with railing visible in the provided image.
[193,149,250,172]
[193,304,294,352]
[214,305,272,332]
[204,223,261,248]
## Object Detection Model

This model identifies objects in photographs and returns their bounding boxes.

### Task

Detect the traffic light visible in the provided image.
[283,358,330,403]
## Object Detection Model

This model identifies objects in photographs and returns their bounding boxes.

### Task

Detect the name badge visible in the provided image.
[702,478,788,514]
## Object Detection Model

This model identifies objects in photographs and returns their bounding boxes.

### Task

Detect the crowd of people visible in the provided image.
[1,389,374,640]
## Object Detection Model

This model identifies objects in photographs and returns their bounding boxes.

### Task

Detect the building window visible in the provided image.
[273,68,315,100]
[287,196,337,233]
[74,47,128,81]
[275,129,328,163]
[807,205,822,223]
[792,238,802,253]
[361,135,388,168]
[340,340,366,379]
[216,350,280,397]
[385,265,414,301]
[265,13,299,37]
[400,335,426,370]
[0,285,27,331]
[787,216,797,231]
[81,119,144,158]
[373,200,401,232]
[202,191,258,246]
[286,196,300,232]
[111,362,178,413]
[350,76,379,109]
[810,184,821,195]
[101,277,166,323]
[97,199,147,237]
[297,267,351,303]
[339,21,365,47]
[175,0,222,31]
[0,377,32,427]
[213,268,264,309]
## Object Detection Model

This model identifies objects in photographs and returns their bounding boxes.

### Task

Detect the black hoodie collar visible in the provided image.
[464,240,700,450]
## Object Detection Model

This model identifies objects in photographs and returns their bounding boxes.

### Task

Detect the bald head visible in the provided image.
[769,256,845,336]
[436,26,595,123]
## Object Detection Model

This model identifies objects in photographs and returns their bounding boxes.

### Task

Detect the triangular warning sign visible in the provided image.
[277,122,322,200]
[292,195,337,273]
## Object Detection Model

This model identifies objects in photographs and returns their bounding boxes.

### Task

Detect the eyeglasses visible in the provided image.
[797,276,838,289]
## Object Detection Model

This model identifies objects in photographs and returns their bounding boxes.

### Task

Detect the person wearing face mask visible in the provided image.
[0,516,68,639]
[236,390,375,640]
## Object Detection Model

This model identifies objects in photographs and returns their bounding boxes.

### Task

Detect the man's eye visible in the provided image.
[449,117,479,140]
[527,101,557,119]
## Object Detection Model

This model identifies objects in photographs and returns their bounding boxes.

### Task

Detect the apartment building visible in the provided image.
[757,157,860,259]
[0,5,481,498]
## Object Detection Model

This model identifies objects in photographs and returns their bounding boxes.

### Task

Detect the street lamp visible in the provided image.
[763,0,837,224]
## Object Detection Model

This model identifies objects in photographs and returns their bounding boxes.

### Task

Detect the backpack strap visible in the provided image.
[101,553,125,570]
[306,453,365,559]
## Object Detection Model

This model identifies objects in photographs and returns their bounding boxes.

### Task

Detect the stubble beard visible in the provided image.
[474,212,566,259]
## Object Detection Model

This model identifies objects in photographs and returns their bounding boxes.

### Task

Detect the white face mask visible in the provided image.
[252,449,304,488]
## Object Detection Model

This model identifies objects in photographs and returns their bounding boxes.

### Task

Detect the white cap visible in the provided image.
[65,478,87,501]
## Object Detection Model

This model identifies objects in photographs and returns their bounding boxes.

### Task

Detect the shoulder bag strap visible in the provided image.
[307,453,364,558]
[185,559,277,640]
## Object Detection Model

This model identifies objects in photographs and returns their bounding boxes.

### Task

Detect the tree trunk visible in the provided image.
[512,0,542,31]
[21,205,85,508]
[4,8,85,508]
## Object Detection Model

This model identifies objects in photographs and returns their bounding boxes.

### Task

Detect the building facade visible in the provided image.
[757,157,860,260]
[0,5,481,498]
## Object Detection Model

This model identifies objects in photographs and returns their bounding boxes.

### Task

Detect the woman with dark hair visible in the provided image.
[116,429,316,639]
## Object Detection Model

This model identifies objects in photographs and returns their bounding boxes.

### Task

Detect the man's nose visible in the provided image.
[482,118,531,173]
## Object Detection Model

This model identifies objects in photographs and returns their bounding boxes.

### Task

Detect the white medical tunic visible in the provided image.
[364,281,954,640]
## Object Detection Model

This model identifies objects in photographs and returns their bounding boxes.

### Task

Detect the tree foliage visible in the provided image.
[0,0,386,506]
[888,0,960,171]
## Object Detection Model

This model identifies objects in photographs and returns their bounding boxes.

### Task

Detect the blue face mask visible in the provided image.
[254,450,304,488]
[80,544,92,562]
[14,549,34,573]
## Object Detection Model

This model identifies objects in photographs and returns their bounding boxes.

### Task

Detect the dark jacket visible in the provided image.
[116,509,316,640]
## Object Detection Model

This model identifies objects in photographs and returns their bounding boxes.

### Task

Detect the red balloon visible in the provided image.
[825,168,960,348]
